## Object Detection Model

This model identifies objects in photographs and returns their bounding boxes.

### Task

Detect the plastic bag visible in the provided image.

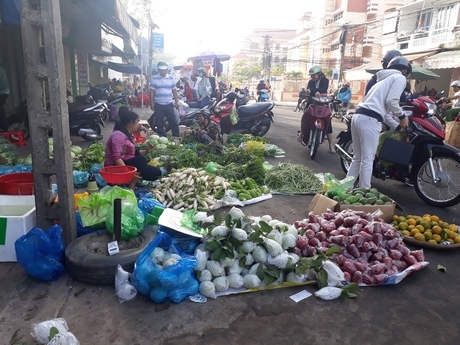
[131,232,199,303]
[115,264,137,304]
[323,173,355,198]
[137,193,165,216]
[73,171,89,188]
[230,106,239,125]
[158,225,201,255]
[76,211,103,237]
[89,163,103,173]
[46,332,80,345]
[31,318,69,344]
[0,165,13,176]
[178,100,190,117]
[15,225,65,282]
[179,210,207,236]
[12,164,33,173]
[246,141,265,157]
[105,201,145,241]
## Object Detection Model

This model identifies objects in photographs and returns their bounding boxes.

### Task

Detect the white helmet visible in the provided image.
[450,80,460,87]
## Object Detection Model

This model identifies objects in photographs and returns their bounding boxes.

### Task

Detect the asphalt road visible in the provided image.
[2,102,460,345]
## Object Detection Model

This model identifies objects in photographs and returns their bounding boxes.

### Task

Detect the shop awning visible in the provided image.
[344,60,378,81]
[107,61,141,74]
[403,51,437,63]
[423,50,460,69]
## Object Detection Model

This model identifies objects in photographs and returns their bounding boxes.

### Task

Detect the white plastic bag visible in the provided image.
[115,264,137,304]
[47,331,80,345]
[31,318,69,344]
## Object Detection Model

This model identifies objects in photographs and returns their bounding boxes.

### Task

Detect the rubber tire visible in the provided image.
[310,129,322,160]
[414,153,460,208]
[339,140,353,174]
[81,123,102,141]
[250,118,271,137]
[65,230,156,285]
[7,122,30,140]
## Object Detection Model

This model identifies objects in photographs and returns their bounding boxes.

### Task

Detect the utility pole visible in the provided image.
[338,25,348,82]
[263,35,271,83]
[147,0,152,85]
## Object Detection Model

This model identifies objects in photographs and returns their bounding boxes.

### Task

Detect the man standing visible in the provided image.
[441,80,460,122]
[149,61,180,137]
[0,62,10,121]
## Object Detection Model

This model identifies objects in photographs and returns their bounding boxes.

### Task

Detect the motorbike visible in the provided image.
[258,89,270,102]
[330,97,348,122]
[67,100,106,141]
[71,94,110,121]
[335,96,460,208]
[2,100,30,140]
[148,98,218,134]
[235,87,250,107]
[211,91,275,136]
[300,94,333,160]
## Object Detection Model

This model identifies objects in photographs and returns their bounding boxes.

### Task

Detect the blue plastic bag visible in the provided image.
[0,165,13,176]
[14,225,66,282]
[73,170,89,188]
[90,164,103,173]
[12,164,33,173]
[137,193,165,216]
[158,225,201,255]
[131,232,198,303]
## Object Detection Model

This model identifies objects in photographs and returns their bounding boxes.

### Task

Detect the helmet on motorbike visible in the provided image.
[381,50,402,68]
[259,79,265,83]
[308,65,322,75]
[387,56,412,76]
[450,80,460,88]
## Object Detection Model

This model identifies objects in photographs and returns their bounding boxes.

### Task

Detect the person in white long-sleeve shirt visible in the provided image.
[346,56,411,189]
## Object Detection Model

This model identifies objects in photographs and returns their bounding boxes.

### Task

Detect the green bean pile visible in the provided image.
[264,163,323,194]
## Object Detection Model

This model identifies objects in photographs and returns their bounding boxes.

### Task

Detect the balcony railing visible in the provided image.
[396,28,457,53]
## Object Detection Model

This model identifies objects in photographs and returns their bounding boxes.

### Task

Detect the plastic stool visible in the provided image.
[0,131,26,147]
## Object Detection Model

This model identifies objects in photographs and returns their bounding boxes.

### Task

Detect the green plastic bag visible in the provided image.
[180,210,207,236]
[323,173,355,198]
[106,201,145,241]
[76,192,112,228]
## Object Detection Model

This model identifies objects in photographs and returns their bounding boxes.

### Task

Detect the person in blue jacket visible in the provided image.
[337,82,352,105]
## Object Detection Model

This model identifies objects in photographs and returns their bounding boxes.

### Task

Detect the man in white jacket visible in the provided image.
[346,57,411,189]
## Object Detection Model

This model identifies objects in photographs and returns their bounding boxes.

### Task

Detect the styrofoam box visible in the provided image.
[0,195,36,262]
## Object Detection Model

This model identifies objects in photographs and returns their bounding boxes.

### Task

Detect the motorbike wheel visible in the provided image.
[310,129,322,160]
[81,123,101,140]
[7,122,30,140]
[414,153,460,207]
[250,120,271,137]
[339,140,354,174]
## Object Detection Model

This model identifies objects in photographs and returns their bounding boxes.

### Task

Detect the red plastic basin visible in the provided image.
[99,166,137,184]
[0,172,34,195]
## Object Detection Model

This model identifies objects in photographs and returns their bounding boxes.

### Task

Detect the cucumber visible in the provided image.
[367,197,377,205]
[384,201,392,205]
[370,188,379,196]
[340,193,353,201]
[365,193,376,199]
[353,202,363,205]
[333,196,341,202]
[380,195,390,202]
[346,196,360,204]
[359,198,368,205]
[375,199,384,205]
[343,200,350,205]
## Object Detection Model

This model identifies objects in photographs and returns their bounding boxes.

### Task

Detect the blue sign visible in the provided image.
[152,33,164,52]
[270,77,276,81]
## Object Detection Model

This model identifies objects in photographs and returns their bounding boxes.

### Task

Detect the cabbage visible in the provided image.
[158,136,169,144]
[149,134,160,141]
[70,151,76,159]
[23,154,33,166]
[70,145,82,155]
[156,144,167,150]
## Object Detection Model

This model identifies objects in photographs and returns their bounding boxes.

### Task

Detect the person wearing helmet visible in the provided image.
[196,67,211,107]
[335,81,352,109]
[441,81,460,121]
[256,79,269,102]
[365,50,402,96]
[149,61,180,137]
[346,56,411,189]
[294,87,308,112]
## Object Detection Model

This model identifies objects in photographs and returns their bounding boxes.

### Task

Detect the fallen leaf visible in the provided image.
[437,264,447,272]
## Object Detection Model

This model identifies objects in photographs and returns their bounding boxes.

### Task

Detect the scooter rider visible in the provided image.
[256,79,269,102]
[346,56,411,189]
[294,87,308,112]
[365,50,402,95]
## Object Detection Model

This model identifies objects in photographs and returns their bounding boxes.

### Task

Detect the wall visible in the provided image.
[347,0,367,13]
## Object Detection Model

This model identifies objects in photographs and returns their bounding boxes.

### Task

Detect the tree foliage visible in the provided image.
[286,71,303,79]
[230,60,262,83]
[271,64,286,77]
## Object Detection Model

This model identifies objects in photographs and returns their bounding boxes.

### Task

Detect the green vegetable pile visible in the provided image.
[264,163,323,194]
[0,140,17,165]
[226,133,268,147]
[328,187,393,206]
[216,177,270,201]
[72,143,105,172]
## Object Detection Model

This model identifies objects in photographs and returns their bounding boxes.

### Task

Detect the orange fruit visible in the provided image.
[454,236,460,243]
[420,221,431,230]
[423,214,431,218]
[408,225,415,231]
[440,221,450,229]
[410,228,420,237]
[422,216,431,222]
[449,224,458,232]
[392,215,399,222]
[414,233,426,241]
[416,225,425,233]
[407,219,417,226]
[432,234,442,243]
[447,231,457,240]
[399,222,408,230]
[432,226,442,235]
[430,215,440,222]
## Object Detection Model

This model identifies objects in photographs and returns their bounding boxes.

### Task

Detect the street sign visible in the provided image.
[152,33,164,53]
[270,77,276,81]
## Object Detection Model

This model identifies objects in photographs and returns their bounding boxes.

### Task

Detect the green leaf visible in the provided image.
[256,264,265,281]
[196,270,202,280]
[341,282,359,293]
[248,230,262,242]
[259,220,272,233]
[212,248,224,261]
[205,240,220,252]
[235,219,242,228]
[214,212,222,225]
[239,257,246,267]
[225,214,232,227]
[341,291,357,298]
[263,274,277,286]
[228,237,242,248]
[49,326,59,340]
[437,264,447,272]
[326,247,342,255]
[223,249,234,259]
[317,269,328,289]
[264,265,280,278]
[440,230,448,241]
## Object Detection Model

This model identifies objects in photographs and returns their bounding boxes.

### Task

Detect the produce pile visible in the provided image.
[71,143,105,172]
[291,209,426,285]
[152,168,231,211]
[326,187,393,206]
[264,163,323,194]
[193,207,304,299]
[0,140,19,165]
[392,214,460,245]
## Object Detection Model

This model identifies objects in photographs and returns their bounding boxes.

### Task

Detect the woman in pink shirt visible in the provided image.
[105,107,162,182]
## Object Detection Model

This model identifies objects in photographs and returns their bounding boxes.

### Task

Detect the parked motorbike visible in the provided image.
[87,83,110,100]
[67,100,106,141]
[300,94,332,160]
[71,94,109,121]
[2,100,30,140]
[211,91,275,136]
[148,99,218,134]
[335,96,460,208]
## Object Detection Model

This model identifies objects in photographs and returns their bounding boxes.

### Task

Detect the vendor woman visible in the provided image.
[105,107,162,186]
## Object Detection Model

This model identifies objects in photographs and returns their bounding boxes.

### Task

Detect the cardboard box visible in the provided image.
[0,195,36,262]
[307,194,396,223]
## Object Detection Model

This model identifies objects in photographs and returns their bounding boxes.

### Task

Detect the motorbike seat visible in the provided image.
[68,102,92,113]
[187,101,200,108]
[75,95,94,103]
[238,102,273,117]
